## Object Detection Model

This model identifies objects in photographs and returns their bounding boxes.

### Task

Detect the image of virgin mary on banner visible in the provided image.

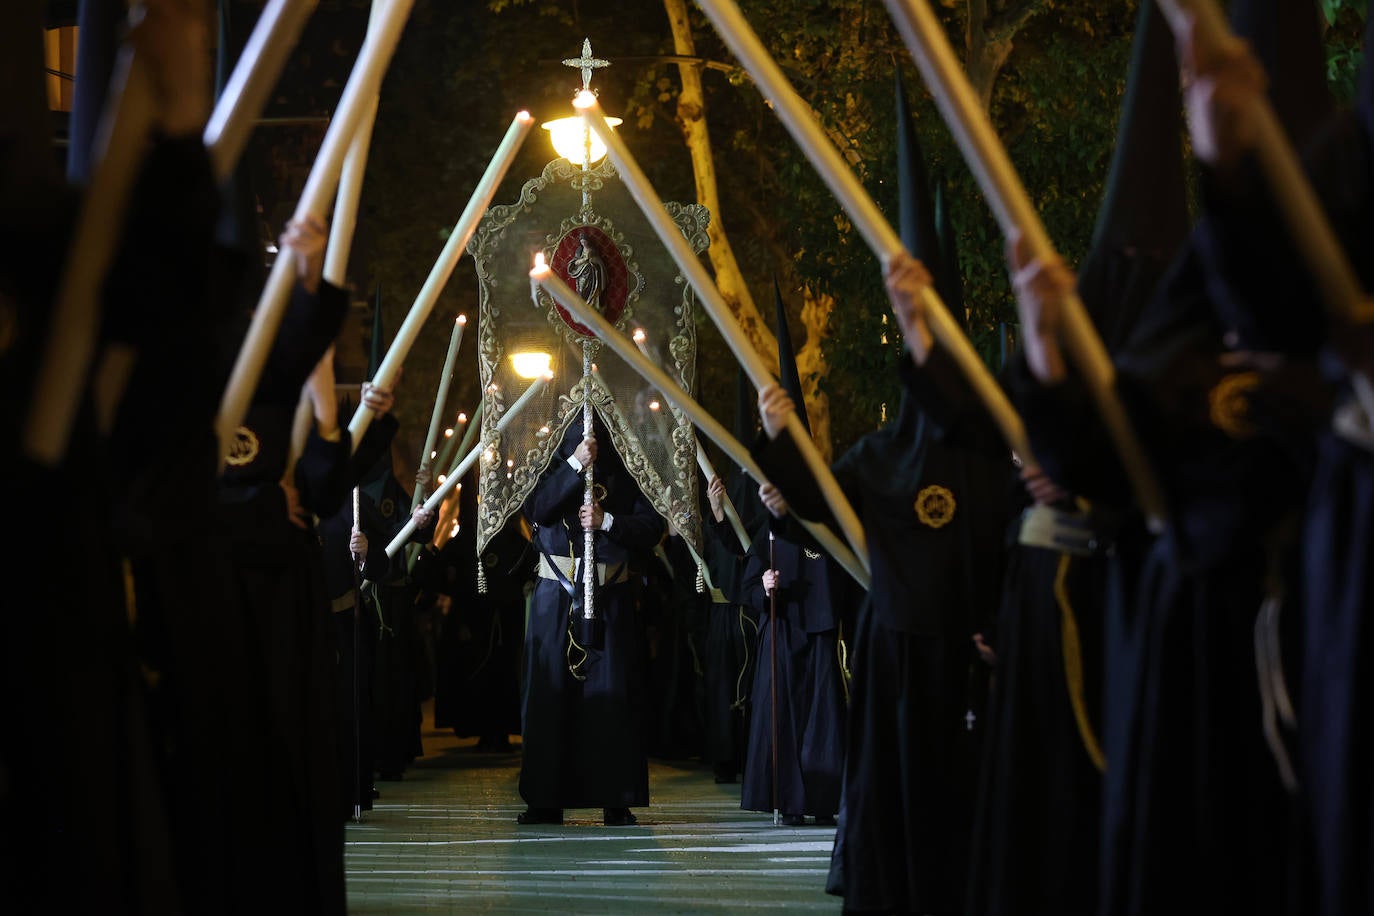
[466,155,710,571]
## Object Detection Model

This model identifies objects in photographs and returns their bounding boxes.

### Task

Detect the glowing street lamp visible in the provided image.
[510,351,552,379]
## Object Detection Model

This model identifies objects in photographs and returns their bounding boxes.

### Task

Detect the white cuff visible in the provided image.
[566,454,584,473]
[600,511,615,532]
[1334,395,1374,453]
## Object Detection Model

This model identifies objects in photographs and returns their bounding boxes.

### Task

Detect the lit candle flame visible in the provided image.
[457,314,467,326]
[532,251,548,274]
[632,328,646,343]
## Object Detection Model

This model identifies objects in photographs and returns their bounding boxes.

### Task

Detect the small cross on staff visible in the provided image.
[562,37,610,90]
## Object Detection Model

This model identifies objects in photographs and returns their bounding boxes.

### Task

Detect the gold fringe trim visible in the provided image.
[566,607,589,681]
[1055,553,1106,772]
[837,631,852,705]
[732,607,758,712]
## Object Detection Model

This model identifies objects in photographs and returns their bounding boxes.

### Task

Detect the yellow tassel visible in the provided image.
[836,620,853,704]
[1055,553,1106,772]
[566,620,589,681]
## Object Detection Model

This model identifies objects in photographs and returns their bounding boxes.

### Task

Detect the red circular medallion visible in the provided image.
[549,225,628,336]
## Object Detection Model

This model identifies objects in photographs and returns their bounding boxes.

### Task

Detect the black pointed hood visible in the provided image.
[897,66,966,334]
[1230,0,1333,151]
[727,365,767,538]
[1088,0,1189,259]
[895,69,944,284]
[933,181,965,326]
[1076,0,1190,351]
[773,276,811,436]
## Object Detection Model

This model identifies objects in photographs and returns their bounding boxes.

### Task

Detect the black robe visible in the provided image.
[967,237,1175,916]
[1188,108,1374,916]
[756,346,1012,914]
[518,417,665,811]
[738,519,846,819]
[317,462,395,817]
[698,508,757,781]
[641,533,708,760]
[215,275,350,914]
[2,133,217,914]
[417,476,531,745]
[360,467,427,780]
[966,509,1112,916]
[1008,238,1328,916]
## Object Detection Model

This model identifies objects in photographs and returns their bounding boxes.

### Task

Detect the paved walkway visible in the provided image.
[344,712,839,913]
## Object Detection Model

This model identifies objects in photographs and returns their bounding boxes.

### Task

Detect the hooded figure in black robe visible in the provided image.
[968,5,1188,913]
[517,411,664,825]
[738,497,848,825]
[1180,8,1374,914]
[215,232,353,912]
[418,465,531,750]
[754,234,1012,910]
[738,283,848,825]
[1,3,216,910]
[651,527,712,760]
[698,384,763,784]
[1004,4,1336,912]
[317,431,397,821]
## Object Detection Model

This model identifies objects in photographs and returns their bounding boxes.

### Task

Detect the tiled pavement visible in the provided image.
[344,710,838,913]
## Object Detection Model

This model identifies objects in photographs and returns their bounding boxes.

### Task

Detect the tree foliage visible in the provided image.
[252,0,1370,465]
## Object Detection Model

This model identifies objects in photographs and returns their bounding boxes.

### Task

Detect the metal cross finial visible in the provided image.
[562,38,610,91]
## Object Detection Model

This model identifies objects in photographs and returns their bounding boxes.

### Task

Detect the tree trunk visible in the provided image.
[797,286,833,462]
[964,0,1047,109]
[663,0,779,374]
[666,0,850,456]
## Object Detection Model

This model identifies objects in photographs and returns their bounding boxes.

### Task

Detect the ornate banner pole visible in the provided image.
[531,256,870,590]
[875,0,1168,528]
[574,94,871,573]
[385,372,551,558]
[346,110,534,450]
